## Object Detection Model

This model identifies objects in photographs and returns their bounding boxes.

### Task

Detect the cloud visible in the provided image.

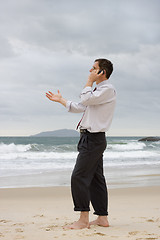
[0,0,160,135]
[1,0,160,55]
[0,35,15,58]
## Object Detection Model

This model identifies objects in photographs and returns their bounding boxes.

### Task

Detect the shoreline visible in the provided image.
[1,164,160,189]
[0,186,160,240]
[0,180,160,190]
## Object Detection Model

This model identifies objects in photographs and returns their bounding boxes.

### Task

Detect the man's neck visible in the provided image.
[96,78,108,85]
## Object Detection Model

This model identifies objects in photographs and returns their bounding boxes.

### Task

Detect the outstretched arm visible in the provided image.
[46,90,67,107]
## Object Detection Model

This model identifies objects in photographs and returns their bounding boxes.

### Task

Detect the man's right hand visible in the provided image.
[46,90,67,107]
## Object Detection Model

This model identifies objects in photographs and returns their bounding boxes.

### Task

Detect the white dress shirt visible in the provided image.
[66,80,116,132]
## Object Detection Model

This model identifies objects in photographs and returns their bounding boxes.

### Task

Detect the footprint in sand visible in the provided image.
[45,224,58,231]
[136,237,158,240]
[146,219,155,222]
[33,214,45,218]
[12,223,25,227]
[0,219,11,224]
[45,228,51,231]
[129,231,140,235]
[15,228,24,233]
[144,238,158,240]
[0,232,4,237]
[15,235,25,239]
[94,232,106,236]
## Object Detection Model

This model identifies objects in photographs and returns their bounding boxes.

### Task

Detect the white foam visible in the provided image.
[109,142,146,151]
[0,145,159,161]
[0,151,77,160]
[0,141,160,177]
[0,143,31,153]
[104,150,159,159]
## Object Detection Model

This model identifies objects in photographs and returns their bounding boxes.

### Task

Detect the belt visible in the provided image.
[80,129,89,133]
[80,129,105,135]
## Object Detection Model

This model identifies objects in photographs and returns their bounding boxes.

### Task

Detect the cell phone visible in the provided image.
[97,70,104,74]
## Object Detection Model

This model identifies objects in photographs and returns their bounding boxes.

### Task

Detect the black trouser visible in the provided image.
[71,131,108,216]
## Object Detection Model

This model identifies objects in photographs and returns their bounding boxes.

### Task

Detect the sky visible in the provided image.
[0,0,160,136]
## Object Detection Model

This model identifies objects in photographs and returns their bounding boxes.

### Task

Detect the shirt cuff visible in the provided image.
[66,100,72,112]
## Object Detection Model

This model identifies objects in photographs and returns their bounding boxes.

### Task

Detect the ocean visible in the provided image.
[0,136,160,189]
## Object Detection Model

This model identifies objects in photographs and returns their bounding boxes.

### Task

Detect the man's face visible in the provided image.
[90,61,100,73]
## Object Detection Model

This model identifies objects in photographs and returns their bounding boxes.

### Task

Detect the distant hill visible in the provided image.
[31,129,79,137]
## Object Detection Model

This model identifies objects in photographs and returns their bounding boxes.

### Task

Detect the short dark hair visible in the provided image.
[95,58,113,79]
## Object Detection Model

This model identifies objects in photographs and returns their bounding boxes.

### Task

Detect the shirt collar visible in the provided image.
[96,80,109,88]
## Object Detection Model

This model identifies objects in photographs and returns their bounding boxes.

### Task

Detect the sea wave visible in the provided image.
[0,142,159,161]
[0,152,160,173]
[0,149,159,161]
[1,137,160,188]
[0,141,147,153]
[0,142,32,153]
[0,140,160,175]
[109,142,146,151]
[0,142,77,153]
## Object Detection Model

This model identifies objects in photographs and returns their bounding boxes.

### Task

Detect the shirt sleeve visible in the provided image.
[66,100,86,113]
[80,86,116,106]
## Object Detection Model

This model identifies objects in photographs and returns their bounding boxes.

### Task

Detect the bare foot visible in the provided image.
[64,220,90,230]
[89,216,109,227]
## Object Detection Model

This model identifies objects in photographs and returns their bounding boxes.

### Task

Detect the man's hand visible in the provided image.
[46,90,67,107]
[88,70,99,82]
[46,90,62,102]
[85,70,104,87]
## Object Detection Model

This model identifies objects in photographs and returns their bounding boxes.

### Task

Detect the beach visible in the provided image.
[0,186,160,240]
[0,136,160,239]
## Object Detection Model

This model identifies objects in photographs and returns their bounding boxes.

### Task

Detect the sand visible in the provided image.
[0,186,160,240]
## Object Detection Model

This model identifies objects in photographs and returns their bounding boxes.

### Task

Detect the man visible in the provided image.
[46,58,116,229]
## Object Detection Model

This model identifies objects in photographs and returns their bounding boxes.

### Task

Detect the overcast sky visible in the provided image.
[0,0,160,136]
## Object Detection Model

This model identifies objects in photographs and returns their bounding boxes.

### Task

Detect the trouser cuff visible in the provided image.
[74,207,90,212]
[94,211,108,216]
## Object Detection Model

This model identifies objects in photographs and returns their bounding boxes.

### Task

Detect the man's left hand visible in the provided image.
[85,70,103,87]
